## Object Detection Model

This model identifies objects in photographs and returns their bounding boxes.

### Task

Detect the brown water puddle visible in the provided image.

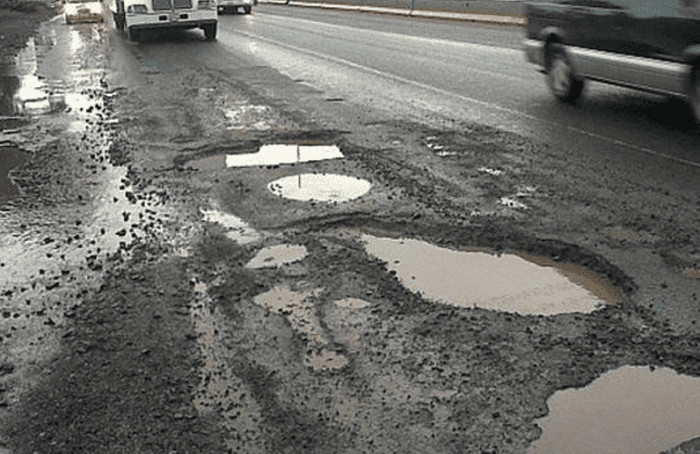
[363,235,620,315]
[245,244,307,269]
[227,144,343,167]
[268,173,372,203]
[0,146,25,202]
[530,365,700,454]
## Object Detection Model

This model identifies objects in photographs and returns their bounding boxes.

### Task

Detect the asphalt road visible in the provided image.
[211,5,700,182]
[2,4,700,454]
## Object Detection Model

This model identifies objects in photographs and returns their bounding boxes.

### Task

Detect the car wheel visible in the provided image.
[128,28,141,42]
[546,44,584,104]
[244,5,251,13]
[204,23,217,41]
[690,68,700,127]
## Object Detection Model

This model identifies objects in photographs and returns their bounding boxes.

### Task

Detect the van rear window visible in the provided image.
[152,0,170,10]
[173,0,192,8]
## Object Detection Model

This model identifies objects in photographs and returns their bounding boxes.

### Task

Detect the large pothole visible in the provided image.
[363,234,621,316]
[530,365,700,454]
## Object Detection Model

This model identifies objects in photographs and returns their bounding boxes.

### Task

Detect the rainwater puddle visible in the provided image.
[362,235,620,315]
[254,285,347,370]
[0,146,25,201]
[253,285,325,345]
[335,297,371,309]
[200,209,261,244]
[529,365,700,454]
[305,348,349,371]
[268,173,372,203]
[226,144,343,168]
[245,244,307,269]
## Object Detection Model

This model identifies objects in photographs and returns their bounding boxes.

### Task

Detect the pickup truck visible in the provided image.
[111,0,218,42]
[523,0,700,125]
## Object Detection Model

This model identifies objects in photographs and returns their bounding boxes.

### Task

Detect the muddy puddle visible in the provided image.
[245,244,307,269]
[189,144,343,171]
[0,146,26,201]
[268,173,372,203]
[201,208,262,244]
[530,365,700,454]
[363,235,620,315]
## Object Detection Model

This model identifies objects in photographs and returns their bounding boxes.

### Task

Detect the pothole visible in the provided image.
[529,365,700,454]
[227,144,343,167]
[0,146,26,202]
[334,297,371,309]
[245,244,307,269]
[268,173,372,203]
[200,208,261,244]
[362,234,621,315]
[305,348,349,371]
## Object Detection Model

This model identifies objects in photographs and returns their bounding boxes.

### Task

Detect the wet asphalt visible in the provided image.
[1,3,700,454]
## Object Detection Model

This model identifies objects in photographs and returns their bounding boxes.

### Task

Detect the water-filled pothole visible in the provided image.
[268,173,372,203]
[245,244,307,269]
[363,235,620,315]
[201,209,261,244]
[227,144,343,167]
[529,365,700,454]
[0,146,25,202]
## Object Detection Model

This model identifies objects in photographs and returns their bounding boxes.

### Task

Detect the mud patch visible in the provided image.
[245,244,307,269]
[0,145,25,201]
[530,365,700,454]
[363,235,619,315]
[268,173,372,203]
[684,269,700,279]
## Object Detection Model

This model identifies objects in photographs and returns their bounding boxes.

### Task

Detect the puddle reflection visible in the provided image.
[363,235,620,315]
[227,144,343,168]
[530,365,700,454]
[268,173,372,203]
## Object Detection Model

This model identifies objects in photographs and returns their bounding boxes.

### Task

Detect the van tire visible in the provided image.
[203,23,217,41]
[128,28,141,42]
[546,43,584,104]
[244,5,251,13]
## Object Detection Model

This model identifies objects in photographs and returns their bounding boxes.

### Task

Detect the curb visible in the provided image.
[260,0,526,26]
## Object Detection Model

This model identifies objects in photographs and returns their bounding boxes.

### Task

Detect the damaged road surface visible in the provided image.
[2,4,700,454]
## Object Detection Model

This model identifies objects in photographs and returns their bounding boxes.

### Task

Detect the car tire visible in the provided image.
[128,28,141,42]
[546,44,584,104]
[690,67,700,127]
[244,5,251,13]
[204,23,217,41]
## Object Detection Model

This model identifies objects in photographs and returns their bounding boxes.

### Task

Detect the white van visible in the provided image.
[111,0,218,42]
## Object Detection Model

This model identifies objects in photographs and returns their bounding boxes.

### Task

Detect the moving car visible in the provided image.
[111,0,218,42]
[217,0,252,14]
[523,0,700,125]
[64,0,104,24]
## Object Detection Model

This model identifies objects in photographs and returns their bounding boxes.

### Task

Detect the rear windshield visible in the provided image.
[152,0,170,10]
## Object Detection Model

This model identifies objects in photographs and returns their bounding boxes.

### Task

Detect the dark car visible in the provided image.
[523,0,700,125]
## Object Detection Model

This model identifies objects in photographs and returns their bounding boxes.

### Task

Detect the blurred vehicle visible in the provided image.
[524,0,700,125]
[110,0,218,42]
[217,0,252,14]
[64,0,104,24]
